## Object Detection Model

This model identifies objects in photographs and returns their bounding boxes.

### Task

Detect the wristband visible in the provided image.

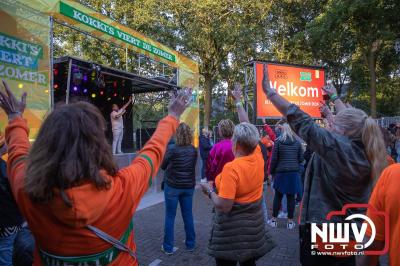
[235,102,242,108]
[330,94,339,102]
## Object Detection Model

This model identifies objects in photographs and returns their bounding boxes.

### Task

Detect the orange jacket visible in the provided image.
[5,115,179,265]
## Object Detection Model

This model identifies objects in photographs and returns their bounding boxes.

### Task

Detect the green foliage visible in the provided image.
[55,0,400,126]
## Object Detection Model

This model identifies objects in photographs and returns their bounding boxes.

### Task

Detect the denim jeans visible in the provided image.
[201,158,206,179]
[163,183,196,252]
[0,232,17,266]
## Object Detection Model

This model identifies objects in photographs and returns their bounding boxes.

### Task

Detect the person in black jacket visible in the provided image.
[199,128,212,182]
[0,134,24,265]
[161,123,197,255]
[268,123,303,230]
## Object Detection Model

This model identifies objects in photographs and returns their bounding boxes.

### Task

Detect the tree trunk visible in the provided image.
[366,40,381,118]
[203,74,213,129]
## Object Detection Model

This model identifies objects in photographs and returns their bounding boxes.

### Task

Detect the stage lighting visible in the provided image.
[91,93,96,98]
[113,93,117,97]
[54,84,58,89]
[83,89,88,93]
[73,86,78,92]
[18,83,23,89]
[107,97,111,101]
[100,91,104,95]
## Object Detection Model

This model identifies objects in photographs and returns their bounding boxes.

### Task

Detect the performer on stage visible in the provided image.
[111,97,132,154]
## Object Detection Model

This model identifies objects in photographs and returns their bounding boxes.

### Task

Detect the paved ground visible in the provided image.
[134,185,301,266]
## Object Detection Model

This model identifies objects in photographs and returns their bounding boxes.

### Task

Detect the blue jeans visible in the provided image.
[0,232,17,266]
[201,158,207,179]
[163,183,195,252]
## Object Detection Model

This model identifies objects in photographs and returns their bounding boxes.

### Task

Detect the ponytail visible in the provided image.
[362,117,388,183]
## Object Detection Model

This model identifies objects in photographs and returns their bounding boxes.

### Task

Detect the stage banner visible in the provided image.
[0,0,50,139]
[256,62,325,118]
[178,69,200,147]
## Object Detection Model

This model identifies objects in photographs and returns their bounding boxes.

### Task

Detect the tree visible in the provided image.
[307,0,400,117]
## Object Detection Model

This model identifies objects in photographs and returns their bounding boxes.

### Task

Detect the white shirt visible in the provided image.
[110,109,125,130]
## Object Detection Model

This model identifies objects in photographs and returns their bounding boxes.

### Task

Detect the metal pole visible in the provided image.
[65,59,72,104]
[125,47,128,72]
[49,16,54,110]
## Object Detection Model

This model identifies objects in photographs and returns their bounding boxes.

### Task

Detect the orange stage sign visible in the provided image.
[256,62,325,118]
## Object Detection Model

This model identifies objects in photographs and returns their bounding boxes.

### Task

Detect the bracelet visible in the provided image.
[330,94,339,102]
[235,102,242,108]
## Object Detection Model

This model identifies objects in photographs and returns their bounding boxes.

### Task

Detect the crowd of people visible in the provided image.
[0,62,399,266]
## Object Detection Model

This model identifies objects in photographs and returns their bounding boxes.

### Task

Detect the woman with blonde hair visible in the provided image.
[161,123,197,254]
[268,122,303,230]
[261,65,387,266]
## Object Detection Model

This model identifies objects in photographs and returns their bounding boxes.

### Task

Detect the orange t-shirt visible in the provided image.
[366,163,400,266]
[215,146,264,203]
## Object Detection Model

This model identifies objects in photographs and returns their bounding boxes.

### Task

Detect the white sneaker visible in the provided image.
[287,221,296,230]
[278,211,288,219]
[267,219,277,228]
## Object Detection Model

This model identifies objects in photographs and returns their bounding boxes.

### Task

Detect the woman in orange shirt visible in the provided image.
[0,80,191,266]
[201,83,275,266]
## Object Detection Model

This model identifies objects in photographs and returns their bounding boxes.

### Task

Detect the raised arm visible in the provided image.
[121,96,132,111]
[261,66,349,160]
[118,89,192,198]
[230,82,250,123]
[0,80,29,194]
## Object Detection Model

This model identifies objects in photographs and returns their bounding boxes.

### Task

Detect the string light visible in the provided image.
[18,84,23,89]
[73,86,78,91]
[54,84,58,89]
[83,89,88,93]
[113,93,117,97]
[100,91,104,95]
[91,93,96,98]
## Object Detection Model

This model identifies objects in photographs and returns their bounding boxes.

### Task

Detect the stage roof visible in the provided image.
[55,56,179,93]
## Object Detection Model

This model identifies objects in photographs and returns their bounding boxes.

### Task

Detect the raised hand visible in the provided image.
[262,64,275,98]
[322,84,337,97]
[168,87,192,119]
[0,80,27,121]
[230,82,243,103]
